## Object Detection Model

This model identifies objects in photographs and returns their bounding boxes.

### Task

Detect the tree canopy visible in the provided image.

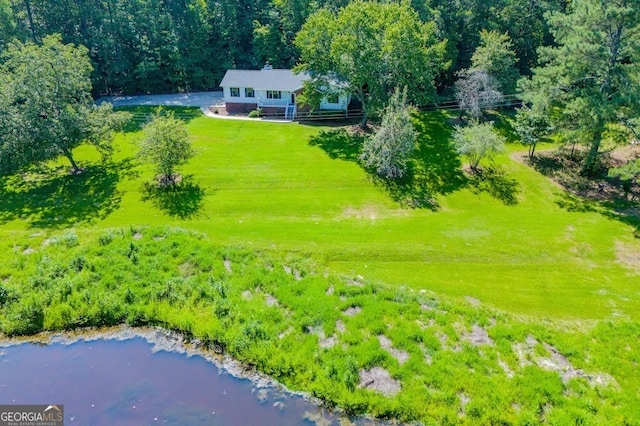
[295,1,447,125]
[0,34,128,175]
[470,30,519,94]
[0,0,572,96]
[519,0,640,174]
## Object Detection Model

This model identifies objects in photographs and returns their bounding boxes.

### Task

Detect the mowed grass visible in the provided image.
[0,108,638,321]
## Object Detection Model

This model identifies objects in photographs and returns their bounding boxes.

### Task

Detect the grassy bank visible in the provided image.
[0,108,637,320]
[0,108,639,423]
[1,227,638,424]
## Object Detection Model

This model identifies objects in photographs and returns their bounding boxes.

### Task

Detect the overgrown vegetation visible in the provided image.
[1,227,639,424]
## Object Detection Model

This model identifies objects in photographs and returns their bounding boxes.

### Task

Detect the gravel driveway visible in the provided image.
[97,91,224,108]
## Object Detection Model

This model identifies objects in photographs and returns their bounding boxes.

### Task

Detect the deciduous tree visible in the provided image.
[470,30,519,94]
[514,105,552,158]
[361,88,417,179]
[138,109,195,185]
[455,69,502,120]
[453,121,505,171]
[0,35,129,175]
[295,1,447,126]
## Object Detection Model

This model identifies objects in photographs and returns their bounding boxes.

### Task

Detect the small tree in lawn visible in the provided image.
[361,88,417,179]
[138,110,194,186]
[453,121,505,172]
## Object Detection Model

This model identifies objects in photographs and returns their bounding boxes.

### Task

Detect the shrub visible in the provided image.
[62,231,79,248]
[247,108,263,118]
[4,300,45,335]
[98,231,114,246]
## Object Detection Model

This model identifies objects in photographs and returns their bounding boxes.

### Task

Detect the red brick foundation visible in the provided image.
[260,106,286,118]
[225,102,258,114]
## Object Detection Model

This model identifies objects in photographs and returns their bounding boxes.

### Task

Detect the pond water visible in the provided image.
[0,334,363,425]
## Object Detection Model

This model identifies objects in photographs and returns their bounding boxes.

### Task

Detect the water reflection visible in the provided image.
[0,336,347,425]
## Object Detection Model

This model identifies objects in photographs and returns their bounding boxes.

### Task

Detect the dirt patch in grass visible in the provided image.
[458,393,471,416]
[223,259,232,273]
[522,149,640,202]
[178,262,194,277]
[343,306,362,316]
[283,265,302,281]
[346,275,365,287]
[341,205,378,220]
[497,355,514,378]
[378,335,409,364]
[265,294,279,307]
[615,241,640,274]
[465,296,481,307]
[133,232,143,240]
[307,326,337,349]
[462,325,494,347]
[358,367,401,396]
[513,336,617,387]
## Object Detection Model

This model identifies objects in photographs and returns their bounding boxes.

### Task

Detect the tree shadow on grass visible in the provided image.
[308,128,365,161]
[370,111,468,209]
[0,159,137,228]
[530,150,640,237]
[308,111,469,209]
[557,191,640,238]
[411,111,467,195]
[141,175,206,219]
[485,110,520,144]
[467,166,521,206]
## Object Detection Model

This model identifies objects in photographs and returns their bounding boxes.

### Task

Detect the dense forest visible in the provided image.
[0,0,567,96]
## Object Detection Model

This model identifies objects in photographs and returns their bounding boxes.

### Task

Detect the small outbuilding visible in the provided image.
[219,63,350,119]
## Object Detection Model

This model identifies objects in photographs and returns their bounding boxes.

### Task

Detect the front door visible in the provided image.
[290,93,295,104]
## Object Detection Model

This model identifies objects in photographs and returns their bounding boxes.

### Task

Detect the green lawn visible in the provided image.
[2,108,636,320]
[1,108,639,423]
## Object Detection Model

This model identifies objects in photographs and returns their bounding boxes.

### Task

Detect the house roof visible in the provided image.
[219,69,309,92]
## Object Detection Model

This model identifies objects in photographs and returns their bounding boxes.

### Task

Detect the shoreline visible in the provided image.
[1,325,301,394]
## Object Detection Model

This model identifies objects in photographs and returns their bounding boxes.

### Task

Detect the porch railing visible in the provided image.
[257,97,290,107]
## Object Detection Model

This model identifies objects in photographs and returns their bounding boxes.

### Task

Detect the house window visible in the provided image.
[230,87,240,97]
[326,94,339,104]
[245,88,255,98]
[266,90,282,99]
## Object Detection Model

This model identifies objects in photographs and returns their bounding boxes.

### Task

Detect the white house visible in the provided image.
[219,64,350,119]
